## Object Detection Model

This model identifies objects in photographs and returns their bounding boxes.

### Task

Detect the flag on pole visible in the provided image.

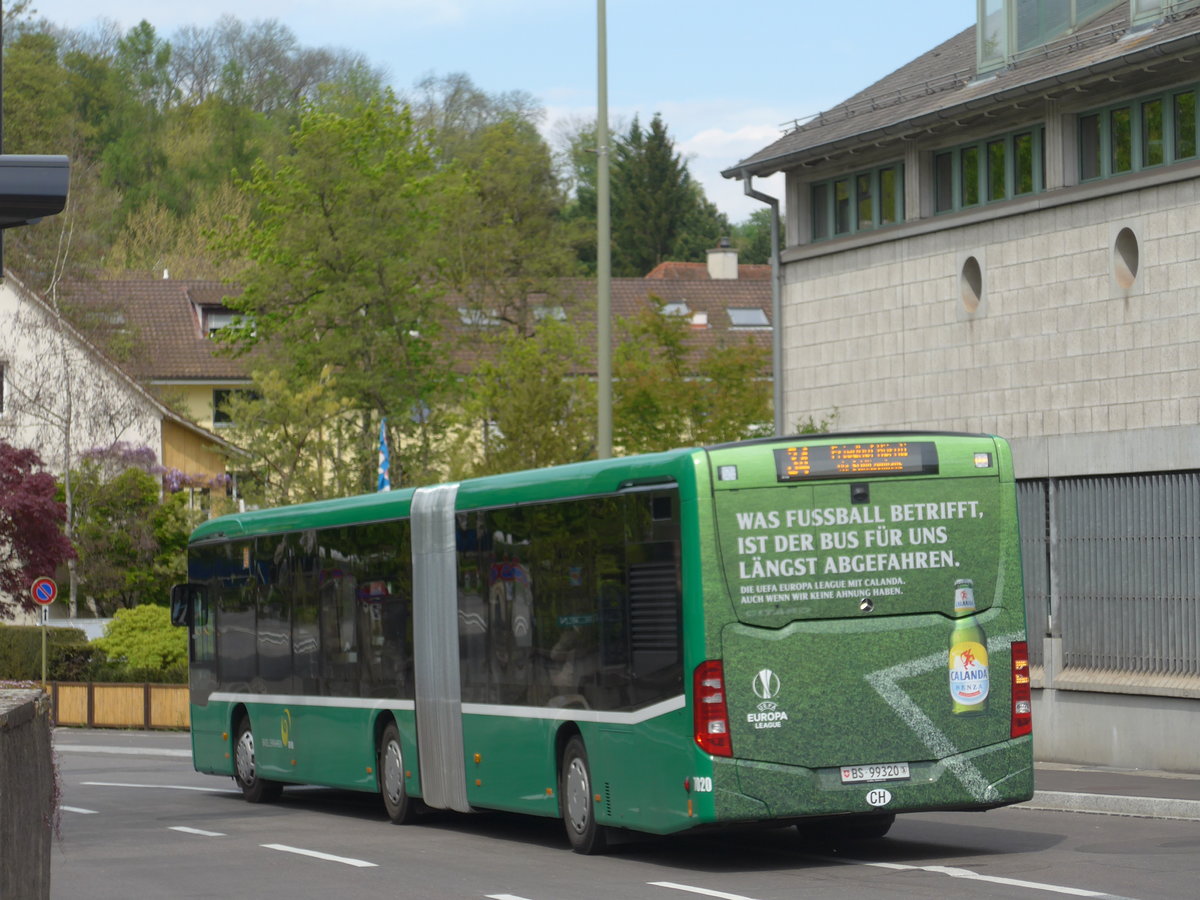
[377,417,391,492]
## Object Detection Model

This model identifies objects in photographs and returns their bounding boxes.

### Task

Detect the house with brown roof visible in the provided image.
[60,278,252,431]
[725,1,1200,772]
[0,271,236,502]
[63,245,773,427]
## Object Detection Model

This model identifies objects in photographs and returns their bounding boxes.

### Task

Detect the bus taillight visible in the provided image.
[693,660,733,757]
[1010,641,1032,738]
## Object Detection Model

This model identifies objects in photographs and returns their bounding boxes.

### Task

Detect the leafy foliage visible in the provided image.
[0,625,94,681]
[92,604,187,673]
[460,320,596,477]
[0,442,74,618]
[610,114,729,275]
[68,445,192,615]
[613,299,771,454]
[218,93,463,492]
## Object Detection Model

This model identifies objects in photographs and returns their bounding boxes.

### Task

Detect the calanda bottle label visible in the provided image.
[948,640,989,705]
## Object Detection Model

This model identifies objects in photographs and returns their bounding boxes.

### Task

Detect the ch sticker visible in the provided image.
[280,709,294,749]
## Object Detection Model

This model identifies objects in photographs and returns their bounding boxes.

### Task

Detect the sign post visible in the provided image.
[31,577,57,685]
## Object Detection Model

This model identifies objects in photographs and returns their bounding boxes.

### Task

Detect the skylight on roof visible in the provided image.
[661,302,690,317]
[728,307,770,328]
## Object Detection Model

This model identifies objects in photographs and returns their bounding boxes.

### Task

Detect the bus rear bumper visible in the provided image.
[721,738,1034,822]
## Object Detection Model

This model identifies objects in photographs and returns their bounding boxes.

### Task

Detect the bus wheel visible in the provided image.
[379,722,420,824]
[233,716,282,803]
[560,736,607,854]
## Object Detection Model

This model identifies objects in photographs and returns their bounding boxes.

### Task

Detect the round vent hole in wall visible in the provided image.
[960,255,983,314]
[1114,227,1139,290]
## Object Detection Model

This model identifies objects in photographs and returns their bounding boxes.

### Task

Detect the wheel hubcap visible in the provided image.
[383,740,404,805]
[236,729,256,785]
[565,757,591,833]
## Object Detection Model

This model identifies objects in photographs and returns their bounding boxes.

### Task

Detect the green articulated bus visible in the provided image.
[171,432,1033,853]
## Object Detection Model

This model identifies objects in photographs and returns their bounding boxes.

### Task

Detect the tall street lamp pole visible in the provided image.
[595,0,613,459]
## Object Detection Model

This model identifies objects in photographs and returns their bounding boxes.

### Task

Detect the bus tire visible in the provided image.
[379,722,420,824]
[560,735,607,854]
[233,716,282,803]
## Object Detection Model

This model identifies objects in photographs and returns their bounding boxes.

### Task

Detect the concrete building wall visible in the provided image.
[780,170,1200,479]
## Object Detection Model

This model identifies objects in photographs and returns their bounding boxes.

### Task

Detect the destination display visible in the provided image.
[773,441,939,482]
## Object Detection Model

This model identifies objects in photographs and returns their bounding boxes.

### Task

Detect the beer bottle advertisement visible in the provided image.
[949,578,989,715]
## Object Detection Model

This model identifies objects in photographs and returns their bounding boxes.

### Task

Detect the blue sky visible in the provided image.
[33,1,976,222]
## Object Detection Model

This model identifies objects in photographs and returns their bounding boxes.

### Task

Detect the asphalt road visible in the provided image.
[51,729,1200,900]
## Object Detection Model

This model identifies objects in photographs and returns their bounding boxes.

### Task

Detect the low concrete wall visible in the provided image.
[1031,636,1200,774]
[1032,686,1200,773]
[0,689,54,900]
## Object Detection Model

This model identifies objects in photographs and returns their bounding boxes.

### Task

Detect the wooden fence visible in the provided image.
[49,682,189,729]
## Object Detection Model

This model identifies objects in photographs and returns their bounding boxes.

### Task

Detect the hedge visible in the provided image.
[0,625,94,681]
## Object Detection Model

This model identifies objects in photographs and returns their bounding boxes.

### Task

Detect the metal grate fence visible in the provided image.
[1018,472,1200,681]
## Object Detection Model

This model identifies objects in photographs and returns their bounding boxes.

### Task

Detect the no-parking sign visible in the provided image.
[31,577,57,606]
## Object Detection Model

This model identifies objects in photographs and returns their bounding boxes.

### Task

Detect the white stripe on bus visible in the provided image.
[208,692,685,726]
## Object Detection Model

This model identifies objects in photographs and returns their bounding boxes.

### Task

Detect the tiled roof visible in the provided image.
[645,261,772,280]
[60,279,249,381]
[62,273,774,382]
[726,5,1200,177]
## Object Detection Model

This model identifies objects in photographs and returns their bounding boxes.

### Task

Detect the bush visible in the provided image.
[91,605,187,674]
[0,625,96,681]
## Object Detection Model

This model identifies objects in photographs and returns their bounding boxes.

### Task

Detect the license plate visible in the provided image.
[839,762,910,784]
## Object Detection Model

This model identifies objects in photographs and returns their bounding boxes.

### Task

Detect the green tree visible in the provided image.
[440,117,579,334]
[222,366,350,506]
[92,604,187,672]
[613,298,771,453]
[69,445,192,615]
[732,207,784,265]
[460,319,596,477]
[609,113,728,275]
[218,92,462,493]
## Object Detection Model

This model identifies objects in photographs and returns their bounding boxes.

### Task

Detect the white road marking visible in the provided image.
[169,826,226,837]
[851,859,1124,898]
[56,745,191,758]
[650,882,762,900]
[261,843,377,868]
[60,806,97,814]
[486,895,536,900]
[82,781,238,793]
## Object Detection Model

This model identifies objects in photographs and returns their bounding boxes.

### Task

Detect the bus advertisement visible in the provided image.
[171,432,1033,853]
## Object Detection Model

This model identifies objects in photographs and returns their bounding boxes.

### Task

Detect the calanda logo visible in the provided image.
[748,669,789,730]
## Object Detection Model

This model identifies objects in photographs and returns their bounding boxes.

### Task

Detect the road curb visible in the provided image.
[1021,790,1200,821]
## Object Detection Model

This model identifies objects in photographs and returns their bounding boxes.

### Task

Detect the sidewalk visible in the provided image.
[1023,762,1200,821]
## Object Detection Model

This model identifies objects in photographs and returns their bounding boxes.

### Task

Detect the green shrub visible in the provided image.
[0,625,95,681]
[92,605,187,673]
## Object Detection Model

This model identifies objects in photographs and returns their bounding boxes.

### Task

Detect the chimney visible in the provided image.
[706,237,738,280]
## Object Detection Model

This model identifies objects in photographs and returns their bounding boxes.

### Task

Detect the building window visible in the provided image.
[978,1,1123,72]
[728,308,769,328]
[203,308,235,335]
[934,127,1045,214]
[1079,87,1199,181]
[810,163,903,240]
[213,388,259,427]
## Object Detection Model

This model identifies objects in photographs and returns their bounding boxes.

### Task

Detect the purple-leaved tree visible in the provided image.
[0,440,74,618]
